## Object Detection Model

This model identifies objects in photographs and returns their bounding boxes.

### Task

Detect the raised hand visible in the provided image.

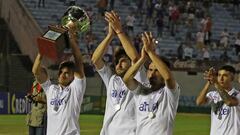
[108,23,115,37]
[141,32,155,53]
[105,11,123,34]
[203,67,217,84]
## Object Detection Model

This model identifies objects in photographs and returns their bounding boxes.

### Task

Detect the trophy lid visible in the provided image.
[61,6,90,33]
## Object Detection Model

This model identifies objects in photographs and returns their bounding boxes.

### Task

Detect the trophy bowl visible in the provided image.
[61,6,90,33]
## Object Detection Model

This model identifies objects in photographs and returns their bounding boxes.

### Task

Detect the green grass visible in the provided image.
[0,113,210,135]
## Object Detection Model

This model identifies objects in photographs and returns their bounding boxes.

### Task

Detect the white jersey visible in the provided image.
[41,77,86,135]
[133,84,180,135]
[97,65,138,135]
[206,88,240,135]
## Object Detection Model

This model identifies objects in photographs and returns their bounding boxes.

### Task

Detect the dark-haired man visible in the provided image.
[123,32,180,135]
[32,22,85,135]
[91,11,139,135]
[196,65,240,135]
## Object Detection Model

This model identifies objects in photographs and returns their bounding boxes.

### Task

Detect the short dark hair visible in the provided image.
[146,56,171,69]
[160,57,171,68]
[58,61,76,75]
[114,48,130,65]
[219,65,236,74]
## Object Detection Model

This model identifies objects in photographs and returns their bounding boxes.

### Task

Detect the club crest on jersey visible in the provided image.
[139,101,158,112]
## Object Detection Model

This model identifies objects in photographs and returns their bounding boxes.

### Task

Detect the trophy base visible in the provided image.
[37,25,69,62]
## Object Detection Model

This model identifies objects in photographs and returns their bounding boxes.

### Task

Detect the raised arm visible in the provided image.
[143,32,176,90]
[196,81,211,105]
[32,53,48,84]
[123,47,147,90]
[91,23,114,70]
[105,11,139,63]
[196,67,215,106]
[67,23,85,79]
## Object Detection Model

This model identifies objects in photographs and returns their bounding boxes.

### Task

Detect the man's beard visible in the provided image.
[149,78,165,91]
[140,81,165,95]
[116,69,127,77]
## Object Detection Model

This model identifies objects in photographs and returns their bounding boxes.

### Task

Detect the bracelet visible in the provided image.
[116,31,123,35]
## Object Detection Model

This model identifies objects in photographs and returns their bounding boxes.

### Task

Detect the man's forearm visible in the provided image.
[123,56,146,82]
[117,33,139,63]
[217,87,238,106]
[91,35,113,68]
[196,81,210,105]
[32,53,42,75]
[32,53,48,83]
[69,35,85,78]
[123,56,145,90]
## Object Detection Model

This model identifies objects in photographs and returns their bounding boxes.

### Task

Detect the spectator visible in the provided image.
[177,43,184,60]
[38,0,45,8]
[219,28,229,49]
[86,6,95,31]
[183,45,193,60]
[104,44,114,64]
[233,0,239,18]
[109,0,115,10]
[186,2,195,31]
[234,32,240,56]
[196,30,205,50]
[96,0,108,20]
[203,0,211,13]
[69,0,76,6]
[26,80,47,135]
[133,34,142,53]
[145,0,155,26]
[170,5,180,36]
[136,0,144,25]
[201,16,212,46]
[125,12,136,37]
[220,51,230,62]
[154,2,164,21]
[84,32,96,55]
[156,15,164,38]
[202,47,210,61]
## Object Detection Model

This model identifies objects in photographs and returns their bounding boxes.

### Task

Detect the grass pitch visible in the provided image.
[0,113,210,135]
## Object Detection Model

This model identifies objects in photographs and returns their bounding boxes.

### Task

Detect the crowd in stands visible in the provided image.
[24,0,240,72]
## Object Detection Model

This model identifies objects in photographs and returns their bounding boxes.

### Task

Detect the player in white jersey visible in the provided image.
[91,11,139,135]
[32,21,86,135]
[196,65,240,135]
[123,32,180,135]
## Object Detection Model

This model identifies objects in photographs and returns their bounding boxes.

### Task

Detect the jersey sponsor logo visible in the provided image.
[139,101,158,112]
[218,107,230,116]
[111,89,126,99]
[50,98,65,106]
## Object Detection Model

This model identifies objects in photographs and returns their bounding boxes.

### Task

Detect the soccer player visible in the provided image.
[196,65,240,135]
[32,22,86,135]
[91,11,139,135]
[123,32,180,135]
